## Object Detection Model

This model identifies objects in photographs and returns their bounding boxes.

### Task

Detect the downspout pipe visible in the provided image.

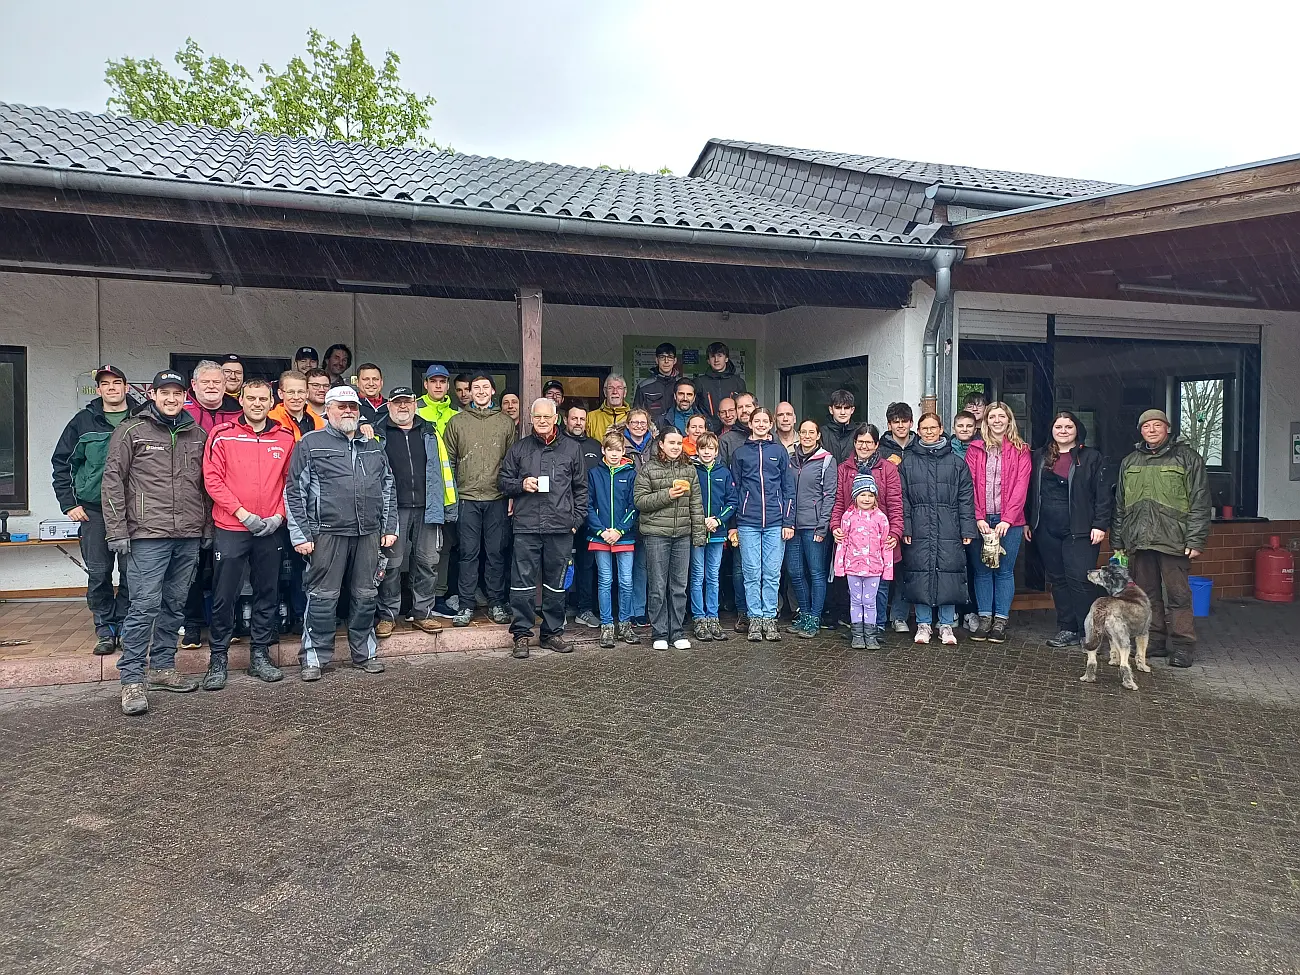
[925,183,1055,212]
[921,249,956,417]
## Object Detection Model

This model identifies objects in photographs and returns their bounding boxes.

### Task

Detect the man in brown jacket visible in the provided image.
[101,370,212,716]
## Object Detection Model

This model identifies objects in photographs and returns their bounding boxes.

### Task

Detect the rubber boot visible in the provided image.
[249,647,284,683]
[850,621,867,650]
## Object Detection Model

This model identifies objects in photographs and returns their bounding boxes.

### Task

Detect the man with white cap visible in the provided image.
[284,384,398,681]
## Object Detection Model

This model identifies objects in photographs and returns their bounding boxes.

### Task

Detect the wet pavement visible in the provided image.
[2,603,1297,974]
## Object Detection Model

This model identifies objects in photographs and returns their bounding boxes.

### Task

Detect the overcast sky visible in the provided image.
[2,0,1296,186]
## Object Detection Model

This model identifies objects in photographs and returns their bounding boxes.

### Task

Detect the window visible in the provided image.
[0,346,28,510]
[780,355,870,425]
[1179,377,1228,467]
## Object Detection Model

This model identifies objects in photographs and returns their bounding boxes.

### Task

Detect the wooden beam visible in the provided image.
[518,287,543,415]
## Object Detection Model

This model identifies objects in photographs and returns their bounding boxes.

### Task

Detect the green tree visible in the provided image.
[105,30,441,149]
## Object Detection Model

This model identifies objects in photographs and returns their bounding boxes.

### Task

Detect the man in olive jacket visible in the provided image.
[1112,408,1211,667]
[100,370,212,715]
[499,398,588,658]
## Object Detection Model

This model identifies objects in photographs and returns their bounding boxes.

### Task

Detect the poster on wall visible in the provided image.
[621,335,756,392]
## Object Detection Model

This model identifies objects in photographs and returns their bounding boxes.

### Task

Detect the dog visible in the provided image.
[1081,562,1153,692]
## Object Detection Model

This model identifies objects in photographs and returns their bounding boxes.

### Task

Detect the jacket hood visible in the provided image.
[823,419,855,436]
[913,437,953,458]
[146,402,196,430]
[1136,436,1175,455]
[465,403,502,419]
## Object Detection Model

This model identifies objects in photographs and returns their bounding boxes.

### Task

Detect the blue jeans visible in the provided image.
[973,523,1024,618]
[738,526,786,619]
[690,542,725,618]
[594,548,634,625]
[730,544,748,616]
[914,603,956,626]
[118,538,201,685]
[785,529,829,621]
[631,542,648,618]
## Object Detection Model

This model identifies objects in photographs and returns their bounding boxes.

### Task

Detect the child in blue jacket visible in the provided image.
[690,432,737,642]
[587,431,640,648]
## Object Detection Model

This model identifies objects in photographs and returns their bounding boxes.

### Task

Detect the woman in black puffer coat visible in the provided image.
[899,412,977,644]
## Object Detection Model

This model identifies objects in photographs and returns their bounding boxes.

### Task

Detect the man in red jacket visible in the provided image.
[201,378,296,689]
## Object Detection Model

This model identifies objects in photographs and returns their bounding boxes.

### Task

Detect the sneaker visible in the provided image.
[673,638,692,650]
[618,622,641,644]
[970,616,993,642]
[511,637,531,659]
[352,658,385,674]
[540,634,574,653]
[201,654,228,691]
[148,668,199,693]
[93,635,117,656]
[300,665,322,682]
[120,683,148,716]
[599,624,615,649]
[964,613,981,633]
[988,619,1008,644]
[734,614,749,633]
[763,619,781,642]
[413,616,442,633]
[376,619,395,639]
[913,624,932,645]
[747,619,763,642]
[632,616,651,628]
[179,628,203,650]
[652,639,669,650]
[431,597,458,618]
[452,607,474,627]
[488,604,512,625]
[707,618,728,642]
[1046,630,1080,648]
[939,625,958,646]
[694,620,713,642]
[574,610,601,629]
[891,619,910,634]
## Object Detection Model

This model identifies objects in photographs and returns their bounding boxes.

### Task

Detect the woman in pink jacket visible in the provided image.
[964,402,1031,643]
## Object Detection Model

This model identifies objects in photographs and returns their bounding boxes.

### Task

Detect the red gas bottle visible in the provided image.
[1254,536,1294,602]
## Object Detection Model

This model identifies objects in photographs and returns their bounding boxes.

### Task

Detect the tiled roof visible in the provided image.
[0,103,937,245]
[695,139,1124,199]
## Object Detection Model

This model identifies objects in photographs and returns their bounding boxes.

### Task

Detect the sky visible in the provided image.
[2,0,1298,186]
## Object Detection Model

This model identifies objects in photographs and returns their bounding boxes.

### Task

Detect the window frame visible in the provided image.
[0,345,29,511]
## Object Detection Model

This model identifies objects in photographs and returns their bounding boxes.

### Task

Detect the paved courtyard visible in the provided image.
[1,603,1297,975]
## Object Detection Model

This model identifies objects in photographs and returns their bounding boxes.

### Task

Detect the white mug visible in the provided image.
[536,475,550,493]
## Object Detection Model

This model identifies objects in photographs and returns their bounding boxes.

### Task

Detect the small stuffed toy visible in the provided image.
[980,529,1006,569]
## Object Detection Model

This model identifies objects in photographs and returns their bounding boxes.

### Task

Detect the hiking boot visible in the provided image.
[148,668,199,693]
[376,619,395,639]
[487,604,512,625]
[747,618,764,642]
[794,614,817,639]
[1046,630,1080,648]
[352,658,385,674]
[511,637,530,659]
[249,648,283,683]
[120,683,148,716]
[785,613,807,634]
[970,616,993,642]
[599,624,616,648]
[1170,644,1195,668]
[707,618,728,642]
[939,625,958,646]
[413,615,442,633]
[988,619,1008,644]
[618,622,641,644]
[179,628,203,651]
[452,607,474,627]
[891,619,910,634]
[963,613,981,633]
[93,635,117,656]
[574,610,600,629]
[694,619,713,642]
[539,634,573,653]
[913,624,933,645]
[201,653,228,691]
[763,619,781,642]
[300,665,322,682]
[734,614,749,633]
[850,623,867,650]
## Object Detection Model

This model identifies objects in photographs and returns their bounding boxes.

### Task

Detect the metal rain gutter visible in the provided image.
[921,249,956,415]
[925,183,1056,212]
[0,162,962,266]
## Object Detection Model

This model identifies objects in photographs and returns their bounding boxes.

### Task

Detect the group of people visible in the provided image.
[51,339,1212,717]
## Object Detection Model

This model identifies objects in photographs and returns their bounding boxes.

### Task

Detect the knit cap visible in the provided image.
[852,473,878,499]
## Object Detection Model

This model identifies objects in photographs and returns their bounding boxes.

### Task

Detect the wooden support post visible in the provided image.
[518,287,543,413]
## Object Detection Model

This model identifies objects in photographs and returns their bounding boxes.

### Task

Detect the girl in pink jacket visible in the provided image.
[832,473,894,650]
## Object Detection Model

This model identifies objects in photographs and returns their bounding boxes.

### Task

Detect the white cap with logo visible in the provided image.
[324,385,361,406]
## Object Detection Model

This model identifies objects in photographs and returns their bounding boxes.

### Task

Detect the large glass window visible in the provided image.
[780,355,870,425]
[1179,377,1228,467]
[0,346,28,510]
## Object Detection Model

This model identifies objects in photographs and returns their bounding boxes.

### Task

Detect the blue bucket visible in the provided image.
[1189,575,1212,617]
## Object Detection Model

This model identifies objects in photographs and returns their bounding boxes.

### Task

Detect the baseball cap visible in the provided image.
[423,364,450,379]
[152,370,186,390]
[222,353,242,365]
[95,364,126,382]
[294,346,318,361]
[324,385,361,406]
[542,380,564,395]
[387,386,417,400]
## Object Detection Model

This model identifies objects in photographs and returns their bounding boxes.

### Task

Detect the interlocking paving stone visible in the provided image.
[0,603,1296,974]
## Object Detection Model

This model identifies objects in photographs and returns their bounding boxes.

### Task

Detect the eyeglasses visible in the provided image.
[532,414,555,420]
[308,382,331,390]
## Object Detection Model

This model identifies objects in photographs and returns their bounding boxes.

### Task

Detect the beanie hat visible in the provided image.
[852,473,878,499]
[1138,408,1170,428]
